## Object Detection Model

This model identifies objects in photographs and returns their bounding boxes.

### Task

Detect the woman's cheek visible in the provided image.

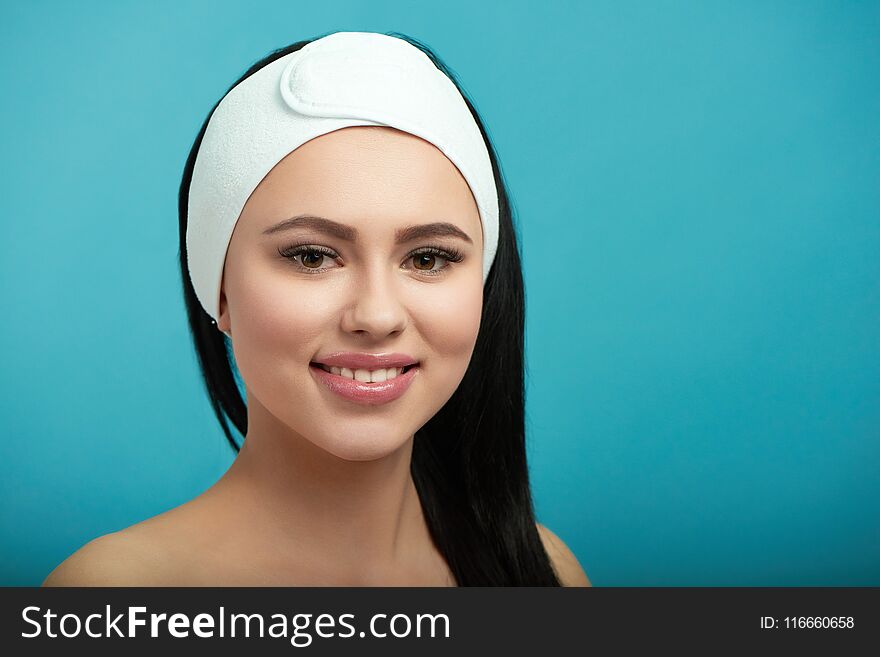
[236,260,336,340]
[417,281,483,384]
[230,271,332,399]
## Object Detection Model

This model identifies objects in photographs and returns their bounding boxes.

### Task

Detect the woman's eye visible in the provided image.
[300,250,326,269]
[278,246,339,274]
[410,252,447,272]
[406,247,464,276]
[408,246,464,276]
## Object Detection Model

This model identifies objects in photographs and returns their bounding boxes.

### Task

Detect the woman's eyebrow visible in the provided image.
[262,214,473,244]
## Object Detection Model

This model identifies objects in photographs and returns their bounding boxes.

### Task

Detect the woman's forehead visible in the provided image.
[239,126,482,242]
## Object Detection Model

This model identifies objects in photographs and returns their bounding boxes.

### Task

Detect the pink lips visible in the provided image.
[309,352,420,405]
[312,352,418,370]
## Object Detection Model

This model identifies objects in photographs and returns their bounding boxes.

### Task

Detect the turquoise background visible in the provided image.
[1,0,877,586]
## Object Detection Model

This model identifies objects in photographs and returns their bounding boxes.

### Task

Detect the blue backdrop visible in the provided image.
[1,0,877,586]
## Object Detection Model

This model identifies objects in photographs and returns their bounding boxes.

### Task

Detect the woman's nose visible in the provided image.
[339,265,408,338]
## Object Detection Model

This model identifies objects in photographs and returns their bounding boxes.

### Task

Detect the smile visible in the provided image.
[313,363,416,382]
[308,362,420,405]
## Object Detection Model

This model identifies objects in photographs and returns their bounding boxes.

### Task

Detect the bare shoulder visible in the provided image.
[536,523,592,587]
[41,529,170,587]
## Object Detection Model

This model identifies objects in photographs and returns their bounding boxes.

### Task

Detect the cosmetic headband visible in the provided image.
[186,30,500,323]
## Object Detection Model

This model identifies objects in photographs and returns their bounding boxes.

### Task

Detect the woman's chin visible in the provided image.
[315,435,412,463]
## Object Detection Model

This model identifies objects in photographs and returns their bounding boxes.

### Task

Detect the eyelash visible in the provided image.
[276,243,465,277]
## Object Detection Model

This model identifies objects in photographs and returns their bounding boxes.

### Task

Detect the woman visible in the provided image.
[43,30,590,587]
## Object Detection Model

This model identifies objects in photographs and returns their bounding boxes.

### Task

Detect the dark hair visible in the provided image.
[177,31,561,586]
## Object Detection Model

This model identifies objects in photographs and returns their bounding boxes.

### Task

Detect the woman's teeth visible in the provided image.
[316,364,410,382]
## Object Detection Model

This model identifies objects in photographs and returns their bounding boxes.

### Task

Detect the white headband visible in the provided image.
[186,31,500,323]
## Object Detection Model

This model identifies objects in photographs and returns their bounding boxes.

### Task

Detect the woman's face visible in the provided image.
[217,126,484,461]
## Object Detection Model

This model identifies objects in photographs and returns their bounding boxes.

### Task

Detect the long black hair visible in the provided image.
[177,30,561,586]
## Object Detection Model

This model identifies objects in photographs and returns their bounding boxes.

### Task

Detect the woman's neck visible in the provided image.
[207,393,436,584]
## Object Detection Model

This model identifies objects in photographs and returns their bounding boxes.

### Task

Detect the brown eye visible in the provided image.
[278,244,339,275]
[301,250,325,268]
[405,247,464,277]
[413,253,436,270]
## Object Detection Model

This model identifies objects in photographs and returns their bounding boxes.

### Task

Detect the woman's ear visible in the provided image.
[217,288,232,338]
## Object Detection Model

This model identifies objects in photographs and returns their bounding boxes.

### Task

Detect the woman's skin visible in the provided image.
[42,126,590,587]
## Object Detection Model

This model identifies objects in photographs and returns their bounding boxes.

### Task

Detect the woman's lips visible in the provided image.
[308,363,419,405]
